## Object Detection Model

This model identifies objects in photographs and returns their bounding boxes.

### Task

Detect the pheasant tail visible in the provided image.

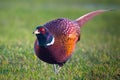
[75,10,108,27]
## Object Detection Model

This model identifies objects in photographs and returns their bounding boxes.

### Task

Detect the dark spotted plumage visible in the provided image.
[33,10,108,73]
[34,18,80,66]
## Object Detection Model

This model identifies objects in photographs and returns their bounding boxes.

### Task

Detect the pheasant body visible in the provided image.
[34,18,80,66]
[33,10,108,73]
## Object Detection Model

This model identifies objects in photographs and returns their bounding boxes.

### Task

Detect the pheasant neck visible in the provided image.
[46,36,55,46]
[37,34,55,47]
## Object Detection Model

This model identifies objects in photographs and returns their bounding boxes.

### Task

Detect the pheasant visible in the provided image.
[33,10,108,73]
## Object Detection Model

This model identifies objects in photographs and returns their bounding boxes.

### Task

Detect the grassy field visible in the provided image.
[0,0,120,80]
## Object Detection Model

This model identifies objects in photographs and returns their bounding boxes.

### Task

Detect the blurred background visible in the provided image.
[0,0,120,80]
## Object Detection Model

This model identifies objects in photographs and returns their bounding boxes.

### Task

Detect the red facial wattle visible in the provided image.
[38,27,46,34]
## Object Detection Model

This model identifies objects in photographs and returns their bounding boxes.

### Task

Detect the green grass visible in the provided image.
[0,0,120,80]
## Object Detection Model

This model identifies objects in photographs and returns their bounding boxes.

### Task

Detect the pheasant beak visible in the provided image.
[33,29,40,34]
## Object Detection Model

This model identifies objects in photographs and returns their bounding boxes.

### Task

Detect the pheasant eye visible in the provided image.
[38,28,45,34]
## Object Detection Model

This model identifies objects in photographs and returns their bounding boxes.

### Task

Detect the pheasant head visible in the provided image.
[33,26,55,47]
